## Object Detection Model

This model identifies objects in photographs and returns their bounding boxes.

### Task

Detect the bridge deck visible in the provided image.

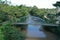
[12,23,58,27]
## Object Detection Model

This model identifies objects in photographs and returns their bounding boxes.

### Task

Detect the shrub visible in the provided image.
[1,21,25,40]
[0,26,4,40]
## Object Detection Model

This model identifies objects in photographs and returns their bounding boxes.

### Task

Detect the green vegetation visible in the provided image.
[0,26,4,40]
[0,21,25,40]
[0,3,28,40]
[0,4,29,23]
[43,1,60,40]
[0,3,56,23]
[0,1,60,40]
[30,6,56,24]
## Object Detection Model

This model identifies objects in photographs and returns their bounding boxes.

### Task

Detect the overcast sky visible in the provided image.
[8,0,60,8]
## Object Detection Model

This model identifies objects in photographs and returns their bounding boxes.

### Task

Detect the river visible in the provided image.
[26,15,46,38]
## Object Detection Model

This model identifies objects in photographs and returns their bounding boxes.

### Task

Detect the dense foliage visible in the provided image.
[0,3,28,40]
[0,26,4,40]
[0,3,56,23]
[53,1,60,7]
[0,1,59,40]
[43,2,60,40]
[30,6,56,24]
[0,21,25,40]
[0,4,29,23]
[0,10,8,23]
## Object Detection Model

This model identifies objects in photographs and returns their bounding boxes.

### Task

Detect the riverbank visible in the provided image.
[25,30,57,40]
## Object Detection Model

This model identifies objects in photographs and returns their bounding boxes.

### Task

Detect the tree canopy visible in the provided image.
[53,1,60,7]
